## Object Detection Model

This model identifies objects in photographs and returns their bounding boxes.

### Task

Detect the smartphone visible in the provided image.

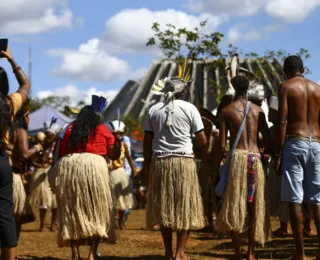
[0,39,8,58]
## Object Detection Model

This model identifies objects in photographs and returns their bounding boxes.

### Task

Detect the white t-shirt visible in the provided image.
[144,100,204,158]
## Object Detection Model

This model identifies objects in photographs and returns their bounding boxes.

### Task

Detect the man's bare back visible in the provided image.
[279,76,320,137]
[220,100,269,153]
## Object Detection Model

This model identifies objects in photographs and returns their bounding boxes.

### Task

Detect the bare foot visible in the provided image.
[50,225,57,232]
[39,227,49,232]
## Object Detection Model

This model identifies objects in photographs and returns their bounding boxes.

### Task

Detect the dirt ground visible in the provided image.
[16,209,318,260]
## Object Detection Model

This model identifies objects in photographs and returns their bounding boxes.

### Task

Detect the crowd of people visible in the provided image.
[0,43,319,260]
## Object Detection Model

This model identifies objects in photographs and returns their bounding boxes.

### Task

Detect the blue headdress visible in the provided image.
[91,95,108,115]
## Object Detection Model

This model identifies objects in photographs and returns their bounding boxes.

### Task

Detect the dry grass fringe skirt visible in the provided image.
[30,167,57,208]
[147,157,205,230]
[13,173,26,215]
[109,167,135,210]
[55,153,113,247]
[215,150,271,244]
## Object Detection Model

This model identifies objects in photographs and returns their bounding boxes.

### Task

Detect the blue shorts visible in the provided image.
[281,139,320,204]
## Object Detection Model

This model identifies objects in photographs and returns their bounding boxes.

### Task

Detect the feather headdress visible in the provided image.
[91,95,108,115]
[151,59,192,126]
[44,117,62,135]
[225,53,265,103]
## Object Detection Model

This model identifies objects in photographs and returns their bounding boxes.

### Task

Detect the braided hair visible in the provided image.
[69,105,101,149]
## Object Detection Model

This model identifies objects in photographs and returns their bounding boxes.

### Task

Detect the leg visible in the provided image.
[160,226,173,260]
[1,247,17,260]
[39,208,48,232]
[289,203,306,260]
[312,204,320,259]
[14,215,21,242]
[118,210,125,230]
[175,230,190,260]
[70,240,81,260]
[50,208,58,231]
[230,231,242,260]
[88,237,99,260]
[303,203,312,236]
[247,203,256,260]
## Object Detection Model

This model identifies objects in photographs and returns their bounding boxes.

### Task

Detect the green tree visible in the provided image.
[146,21,224,60]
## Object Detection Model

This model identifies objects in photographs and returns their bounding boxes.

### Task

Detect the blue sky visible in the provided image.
[1,0,319,105]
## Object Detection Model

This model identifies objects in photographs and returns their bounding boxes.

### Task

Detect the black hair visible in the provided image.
[284,55,303,73]
[0,93,14,144]
[14,107,28,130]
[231,75,249,98]
[69,105,101,149]
[0,67,9,96]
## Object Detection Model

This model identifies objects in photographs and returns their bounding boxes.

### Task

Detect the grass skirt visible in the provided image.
[30,167,56,208]
[13,173,26,215]
[55,153,113,247]
[147,157,205,230]
[216,150,271,244]
[109,167,135,210]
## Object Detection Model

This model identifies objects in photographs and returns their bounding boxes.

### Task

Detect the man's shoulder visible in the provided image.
[175,100,197,109]
[149,101,165,111]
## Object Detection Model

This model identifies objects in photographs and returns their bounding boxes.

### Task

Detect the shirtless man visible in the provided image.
[214,76,270,260]
[275,55,320,260]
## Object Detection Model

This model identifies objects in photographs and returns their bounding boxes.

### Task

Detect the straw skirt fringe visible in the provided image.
[55,153,113,247]
[13,173,26,215]
[109,167,135,210]
[30,167,56,208]
[216,150,271,244]
[147,157,205,230]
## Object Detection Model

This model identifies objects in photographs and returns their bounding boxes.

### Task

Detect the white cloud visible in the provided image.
[99,8,227,55]
[228,24,261,43]
[0,0,74,34]
[184,0,264,16]
[227,23,284,43]
[50,8,225,82]
[48,8,227,82]
[185,0,320,23]
[50,39,131,82]
[265,0,320,23]
[36,85,119,106]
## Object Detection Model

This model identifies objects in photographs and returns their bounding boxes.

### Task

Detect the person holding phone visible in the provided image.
[0,43,31,260]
